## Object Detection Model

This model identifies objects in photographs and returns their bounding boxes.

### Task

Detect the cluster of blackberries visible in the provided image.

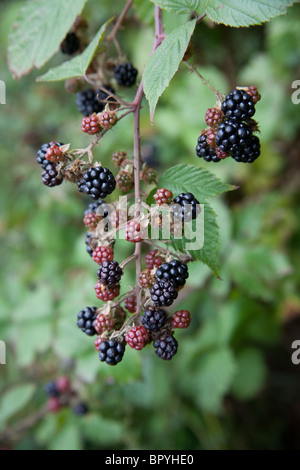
[150,259,188,307]
[196,87,261,163]
[44,376,88,415]
[153,188,200,224]
[76,87,116,116]
[36,142,64,187]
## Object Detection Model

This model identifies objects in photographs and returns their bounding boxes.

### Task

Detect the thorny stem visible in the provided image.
[183,61,223,101]
[130,5,165,318]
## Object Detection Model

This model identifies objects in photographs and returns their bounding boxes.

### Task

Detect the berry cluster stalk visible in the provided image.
[131,6,165,317]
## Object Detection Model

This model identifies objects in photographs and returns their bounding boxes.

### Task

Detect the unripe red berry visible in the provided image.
[94,313,115,334]
[47,397,61,413]
[92,246,114,265]
[116,170,134,192]
[125,326,150,350]
[94,335,103,351]
[126,219,144,243]
[81,113,102,135]
[112,151,127,167]
[83,212,101,230]
[55,376,71,394]
[139,269,156,288]
[154,188,173,205]
[124,295,137,313]
[95,281,120,301]
[205,107,224,128]
[172,310,191,329]
[98,110,118,129]
[145,250,164,270]
[45,145,63,163]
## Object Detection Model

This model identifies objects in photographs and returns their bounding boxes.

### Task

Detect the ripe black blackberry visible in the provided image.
[44,381,60,398]
[196,134,220,162]
[150,280,178,307]
[85,232,97,257]
[77,306,98,336]
[231,135,261,163]
[73,402,89,416]
[172,193,200,222]
[156,259,188,288]
[141,306,167,332]
[36,142,63,169]
[215,120,252,153]
[41,162,63,188]
[99,340,125,366]
[114,62,138,87]
[77,166,116,199]
[221,89,255,122]
[153,334,178,360]
[97,260,123,287]
[76,86,115,116]
[60,32,80,55]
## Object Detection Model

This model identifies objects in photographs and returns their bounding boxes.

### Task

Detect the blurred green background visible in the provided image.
[0,0,300,450]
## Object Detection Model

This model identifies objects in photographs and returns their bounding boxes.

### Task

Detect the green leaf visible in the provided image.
[143,20,196,122]
[158,163,235,201]
[8,0,87,78]
[81,414,124,445]
[37,18,114,82]
[0,384,35,427]
[231,348,267,400]
[182,348,236,412]
[151,0,208,15]
[206,0,295,27]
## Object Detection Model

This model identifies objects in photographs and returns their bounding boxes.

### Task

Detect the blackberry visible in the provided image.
[112,151,127,167]
[231,135,261,163]
[81,114,101,135]
[221,89,255,122]
[55,376,70,394]
[47,397,61,413]
[36,142,63,169]
[154,188,173,205]
[116,170,134,192]
[145,250,164,270]
[99,339,125,366]
[139,269,156,288]
[245,85,261,105]
[41,162,63,188]
[83,211,100,230]
[124,295,137,313]
[95,281,120,301]
[205,107,224,128]
[172,193,200,222]
[196,134,220,162]
[77,306,98,336]
[172,310,191,329]
[150,280,178,307]
[125,219,144,243]
[60,32,80,55]
[141,306,167,332]
[153,334,178,360]
[77,166,116,200]
[45,145,63,163]
[73,402,89,416]
[156,259,188,288]
[92,246,114,265]
[44,381,60,398]
[76,87,115,116]
[97,260,123,287]
[98,110,118,130]
[125,326,150,350]
[94,313,115,335]
[215,120,252,153]
[85,232,96,257]
[114,62,138,87]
